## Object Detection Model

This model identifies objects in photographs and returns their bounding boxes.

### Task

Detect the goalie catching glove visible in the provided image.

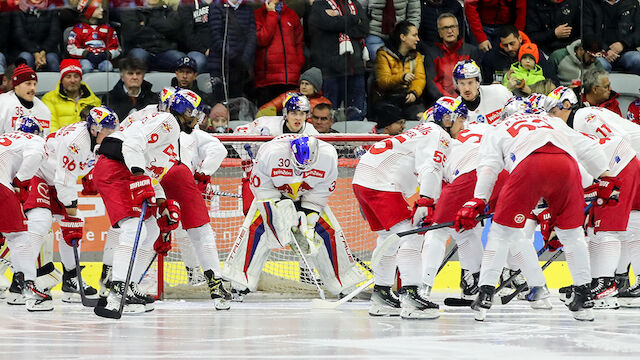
[158,199,181,233]
[411,197,435,227]
[59,216,84,246]
[584,177,621,206]
[536,209,562,251]
[454,198,486,232]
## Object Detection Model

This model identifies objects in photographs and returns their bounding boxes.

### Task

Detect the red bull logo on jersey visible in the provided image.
[272,168,293,177]
[585,114,597,123]
[303,169,325,178]
[161,121,171,133]
[485,109,502,124]
[440,139,450,148]
[69,144,80,154]
[147,164,165,178]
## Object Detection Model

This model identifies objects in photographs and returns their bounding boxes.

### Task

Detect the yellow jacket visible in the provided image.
[42,83,101,131]
[375,46,426,98]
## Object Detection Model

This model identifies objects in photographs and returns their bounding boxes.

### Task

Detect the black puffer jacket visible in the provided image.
[102,80,158,120]
[119,5,183,54]
[525,0,580,55]
[12,9,61,54]
[583,0,640,51]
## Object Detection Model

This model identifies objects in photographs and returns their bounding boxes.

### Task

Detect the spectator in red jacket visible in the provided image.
[67,0,122,73]
[581,68,622,116]
[253,0,305,107]
[423,13,482,104]
[628,98,640,124]
[464,0,527,52]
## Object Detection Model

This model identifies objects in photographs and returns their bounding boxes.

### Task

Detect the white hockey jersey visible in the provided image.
[119,104,158,131]
[460,84,512,125]
[179,128,227,175]
[572,106,640,155]
[0,131,46,191]
[235,116,319,136]
[251,135,338,212]
[0,91,52,136]
[36,122,95,207]
[445,122,491,183]
[474,112,609,199]
[352,122,452,199]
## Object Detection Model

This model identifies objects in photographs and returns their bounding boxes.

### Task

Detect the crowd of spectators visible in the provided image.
[0,0,640,134]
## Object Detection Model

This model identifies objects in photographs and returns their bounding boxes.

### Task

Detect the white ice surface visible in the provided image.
[0,292,639,359]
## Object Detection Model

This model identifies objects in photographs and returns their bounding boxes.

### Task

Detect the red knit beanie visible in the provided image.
[12,64,37,88]
[60,58,83,80]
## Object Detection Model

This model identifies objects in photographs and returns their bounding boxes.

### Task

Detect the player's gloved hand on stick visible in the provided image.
[154,233,172,256]
[585,176,621,206]
[536,209,562,251]
[12,176,30,203]
[158,199,181,233]
[454,198,486,232]
[411,197,435,227]
[60,216,84,247]
[81,170,98,195]
[130,175,156,206]
[194,172,211,194]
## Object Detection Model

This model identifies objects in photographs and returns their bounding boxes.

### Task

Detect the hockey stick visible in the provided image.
[438,245,458,274]
[290,234,326,300]
[499,248,563,305]
[71,239,99,307]
[95,201,148,319]
[139,253,157,284]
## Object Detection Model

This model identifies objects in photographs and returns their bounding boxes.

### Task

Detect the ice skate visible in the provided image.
[35,262,62,292]
[558,284,573,305]
[61,267,98,303]
[460,269,480,300]
[231,287,250,302]
[368,285,401,316]
[205,270,231,310]
[565,284,595,321]
[23,280,53,312]
[590,277,619,309]
[99,264,112,298]
[471,285,495,321]
[0,273,10,299]
[7,271,25,305]
[617,273,640,308]
[94,281,145,319]
[186,266,206,286]
[399,286,440,319]
[129,282,155,312]
[524,285,552,309]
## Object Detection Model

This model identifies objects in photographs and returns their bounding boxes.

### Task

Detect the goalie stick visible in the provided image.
[71,239,99,307]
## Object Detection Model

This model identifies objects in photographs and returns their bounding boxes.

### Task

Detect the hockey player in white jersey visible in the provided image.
[454,103,615,321]
[352,103,454,319]
[0,117,49,311]
[0,64,52,136]
[223,134,366,300]
[453,60,512,125]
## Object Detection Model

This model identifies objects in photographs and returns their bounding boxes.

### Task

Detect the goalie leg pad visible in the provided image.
[587,230,622,278]
[256,199,297,248]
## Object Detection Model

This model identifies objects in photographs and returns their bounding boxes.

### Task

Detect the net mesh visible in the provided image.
[144,135,385,299]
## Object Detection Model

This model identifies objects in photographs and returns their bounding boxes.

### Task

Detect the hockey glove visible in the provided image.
[454,198,486,232]
[130,175,156,207]
[536,209,562,251]
[153,233,172,256]
[0,233,5,247]
[12,176,30,203]
[60,216,84,247]
[157,199,181,233]
[81,170,98,196]
[241,159,253,174]
[411,197,435,227]
[585,177,621,206]
[194,172,211,194]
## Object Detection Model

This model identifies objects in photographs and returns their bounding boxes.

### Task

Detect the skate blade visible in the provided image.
[62,292,82,303]
[214,299,231,311]
[400,308,440,319]
[572,308,595,321]
[592,297,620,310]
[26,300,54,312]
[529,298,553,310]
[7,294,26,305]
[619,297,640,308]
[474,308,487,321]
[144,303,155,312]
[368,304,401,317]
[122,304,146,314]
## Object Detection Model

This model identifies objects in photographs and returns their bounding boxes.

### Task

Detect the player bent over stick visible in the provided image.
[453,101,617,322]
[223,135,366,299]
[92,92,204,318]
[352,102,455,319]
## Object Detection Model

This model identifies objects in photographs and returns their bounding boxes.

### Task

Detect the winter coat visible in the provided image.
[254,4,305,88]
[583,0,640,51]
[423,39,482,100]
[12,9,61,54]
[42,83,102,132]
[549,39,602,87]
[366,0,421,38]
[207,2,257,78]
[375,45,426,98]
[582,92,623,117]
[419,0,466,45]
[67,23,122,60]
[258,90,332,115]
[525,0,580,55]
[178,1,213,54]
[101,80,158,121]
[502,62,545,88]
[119,5,183,54]
[308,0,369,77]
[464,0,527,44]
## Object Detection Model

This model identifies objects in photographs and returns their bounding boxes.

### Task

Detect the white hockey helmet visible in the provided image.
[283,92,311,117]
[290,135,319,172]
[158,86,178,111]
[14,115,43,136]
[501,96,534,119]
[547,86,579,110]
[453,59,482,85]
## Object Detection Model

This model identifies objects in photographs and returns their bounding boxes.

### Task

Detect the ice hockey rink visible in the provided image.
[1,292,639,359]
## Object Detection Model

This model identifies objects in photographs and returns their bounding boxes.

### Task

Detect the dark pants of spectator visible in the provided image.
[597,51,640,76]
[128,48,186,72]
[254,84,298,107]
[18,51,60,72]
[323,75,366,121]
[211,65,254,104]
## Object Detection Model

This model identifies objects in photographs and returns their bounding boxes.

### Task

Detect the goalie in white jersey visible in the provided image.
[0,117,48,311]
[352,101,455,319]
[453,101,616,321]
[223,134,366,299]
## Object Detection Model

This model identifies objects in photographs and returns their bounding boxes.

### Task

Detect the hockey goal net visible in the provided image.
[145,134,389,299]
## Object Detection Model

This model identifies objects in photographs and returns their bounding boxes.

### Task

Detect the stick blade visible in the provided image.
[311,298,340,309]
[94,305,122,319]
[443,298,473,307]
[82,298,99,307]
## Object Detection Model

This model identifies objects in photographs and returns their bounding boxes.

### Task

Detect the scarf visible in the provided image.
[326,0,369,61]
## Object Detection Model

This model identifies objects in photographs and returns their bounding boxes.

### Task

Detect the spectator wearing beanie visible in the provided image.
[257,67,332,117]
[370,102,406,135]
[0,63,52,135]
[201,103,233,133]
[502,42,546,96]
[42,59,102,131]
[67,0,122,73]
[12,0,61,71]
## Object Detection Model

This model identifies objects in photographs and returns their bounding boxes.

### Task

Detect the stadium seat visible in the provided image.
[331,121,376,134]
[144,72,175,93]
[196,73,212,94]
[35,72,61,96]
[609,73,640,118]
[82,72,121,96]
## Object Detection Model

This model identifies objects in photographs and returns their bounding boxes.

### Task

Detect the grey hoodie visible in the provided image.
[549,39,602,87]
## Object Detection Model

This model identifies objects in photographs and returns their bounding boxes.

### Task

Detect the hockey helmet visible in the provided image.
[501,96,534,119]
[453,59,482,84]
[158,86,178,111]
[290,135,319,172]
[171,89,205,123]
[430,97,468,127]
[547,86,579,110]
[283,92,311,117]
[15,116,43,136]
[87,106,119,132]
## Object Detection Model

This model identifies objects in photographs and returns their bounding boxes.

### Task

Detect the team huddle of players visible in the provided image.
[1,59,638,322]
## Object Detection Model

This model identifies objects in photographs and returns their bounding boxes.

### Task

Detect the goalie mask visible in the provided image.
[171,89,206,133]
[87,106,119,133]
[15,116,43,136]
[158,86,178,112]
[290,136,319,172]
